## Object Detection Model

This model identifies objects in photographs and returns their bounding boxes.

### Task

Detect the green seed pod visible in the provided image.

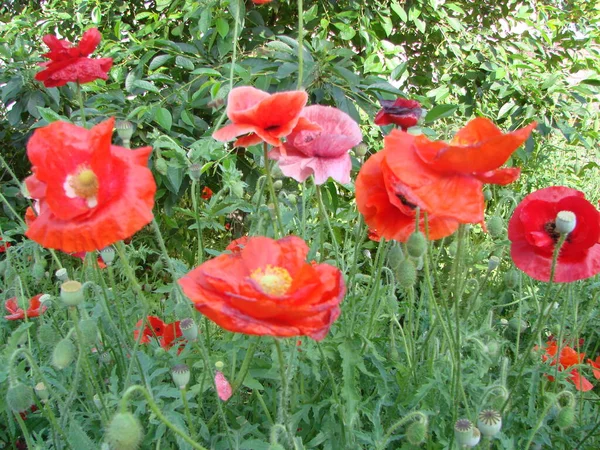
[37,323,59,347]
[180,318,198,341]
[406,418,428,445]
[386,243,405,270]
[454,419,474,447]
[34,382,49,403]
[79,318,98,346]
[487,216,504,238]
[6,382,34,413]
[504,269,519,289]
[53,338,76,370]
[154,157,168,176]
[60,280,85,306]
[396,259,417,289]
[483,188,493,201]
[477,409,502,437]
[406,231,427,258]
[353,142,368,157]
[273,180,283,191]
[188,163,202,181]
[106,412,143,450]
[556,406,575,429]
[171,364,191,389]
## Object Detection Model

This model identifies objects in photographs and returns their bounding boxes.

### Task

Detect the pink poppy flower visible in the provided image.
[215,371,232,401]
[269,105,362,184]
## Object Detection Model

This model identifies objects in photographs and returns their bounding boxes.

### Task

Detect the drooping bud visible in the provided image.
[60,280,85,306]
[55,268,69,282]
[180,318,198,341]
[273,180,283,191]
[37,323,58,347]
[487,256,500,272]
[487,216,504,238]
[35,382,49,403]
[6,382,34,413]
[477,409,502,437]
[396,259,417,289]
[406,417,428,445]
[504,269,519,289]
[100,247,116,266]
[555,211,576,235]
[556,406,575,429]
[406,231,427,258]
[287,194,297,205]
[386,242,405,270]
[106,412,143,450]
[53,338,76,369]
[171,364,191,389]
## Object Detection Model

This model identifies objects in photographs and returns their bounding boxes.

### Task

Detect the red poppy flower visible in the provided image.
[380,119,536,226]
[0,237,11,252]
[253,0,273,4]
[35,28,113,88]
[212,86,308,147]
[508,186,600,283]
[201,186,213,200]
[542,341,593,391]
[179,236,345,341]
[588,356,600,380]
[269,105,362,184]
[134,316,182,350]
[70,251,106,269]
[226,236,250,253]
[24,118,156,253]
[4,294,47,320]
[367,228,381,242]
[374,98,422,130]
[356,149,460,242]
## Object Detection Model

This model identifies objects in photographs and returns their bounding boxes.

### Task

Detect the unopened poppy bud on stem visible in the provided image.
[60,280,84,306]
[35,382,49,403]
[555,210,576,235]
[6,382,34,413]
[53,338,76,369]
[406,231,427,258]
[106,412,143,450]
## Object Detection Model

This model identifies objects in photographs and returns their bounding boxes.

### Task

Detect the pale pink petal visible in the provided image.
[213,123,257,143]
[215,371,232,401]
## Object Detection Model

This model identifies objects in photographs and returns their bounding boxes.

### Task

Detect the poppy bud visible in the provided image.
[487,215,504,238]
[555,211,576,235]
[386,242,405,270]
[273,180,283,191]
[106,412,143,450]
[35,382,49,403]
[396,259,417,289]
[6,382,34,413]
[354,143,368,157]
[60,280,84,306]
[487,256,500,271]
[454,419,474,446]
[79,318,98,346]
[215,361,224,370]
[406,417,428,445]
[37,323,58,347]
[180,318,198,341]
[477,409,502,437]
[287,194,297,205]
[53,338,76,369]
[100,246,115,266]
[508,318,528,334]
[171,364,191,389]
[39,294,52,306]
[556,406,575,429]
[115,120,135,143]
[504,269,519,289]
[55,268,69,282]
[406,231,427,258]
[189,163,202,181]
[483,188,493,201]
[155,157,168,176]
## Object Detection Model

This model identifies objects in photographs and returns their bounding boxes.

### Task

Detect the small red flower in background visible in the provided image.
[508,186,600,283]
[588,356,600,380]
[134,316,182,350]
[541,340,594,391]
[212,86,307,147]
[215,371,233,401]
[35,28,113,88]
[226,236,250,253]
[4,294,47,320]
[252,0,273,4]
[269,105,362,185]
[356,149,459,242]
[374,98,422,130]
[179,236,345,341]
[24,118,156,253]
[70,251,106,269]
[0,237,11,252]
[201,187,213,200]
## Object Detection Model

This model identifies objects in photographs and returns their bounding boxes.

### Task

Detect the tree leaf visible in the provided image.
[154,107,173,131]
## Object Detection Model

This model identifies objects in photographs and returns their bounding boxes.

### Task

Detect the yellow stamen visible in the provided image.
[70,168,99,198]
[250,265,292,296]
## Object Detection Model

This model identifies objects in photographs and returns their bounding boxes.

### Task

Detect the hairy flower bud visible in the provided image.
[406,231,427,258]
[396,259,417,289]
[6,382,34,413]
[556,406,575,429]
[406,418,428,445]
[53,338,76,369]
[106,412,143,450]
[487,215,504,238]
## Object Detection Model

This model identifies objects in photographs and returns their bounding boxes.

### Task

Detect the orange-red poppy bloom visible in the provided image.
[0,237,10,252]
[588,356,600,380]
[356,149,460,242]
[201,186,213,200]
[380,119,536,225]
[70,251,106,269]
[4,294,47,320]
[24,118,156,253]
[212,86,307,147]
[226,236,250,252]
[508,186,600,283]
[179,236,345,340]
[134,316,182,350]
[252,0,273,4]
[542,340,593,391]
[35,28,113,88]
[374,98,422,130]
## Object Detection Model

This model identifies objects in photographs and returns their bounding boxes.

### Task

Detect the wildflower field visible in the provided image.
[1,1,600,449]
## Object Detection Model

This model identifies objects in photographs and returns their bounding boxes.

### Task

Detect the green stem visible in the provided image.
[274,339,294,444]
[121,385,208,450]
[263,142,284,237]
[232,338,259,392]
[76,82,87,126]
[315,182,342,268]
[316,342,347,445]
[377,412,428,450]
[191,180,205,265]
[181,387,199,441]
[296,0,304,89]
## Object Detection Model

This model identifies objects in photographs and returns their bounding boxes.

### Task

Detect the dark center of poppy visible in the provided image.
[397,194,417,210]
[544,222,559,242]
[265,125,280,132]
